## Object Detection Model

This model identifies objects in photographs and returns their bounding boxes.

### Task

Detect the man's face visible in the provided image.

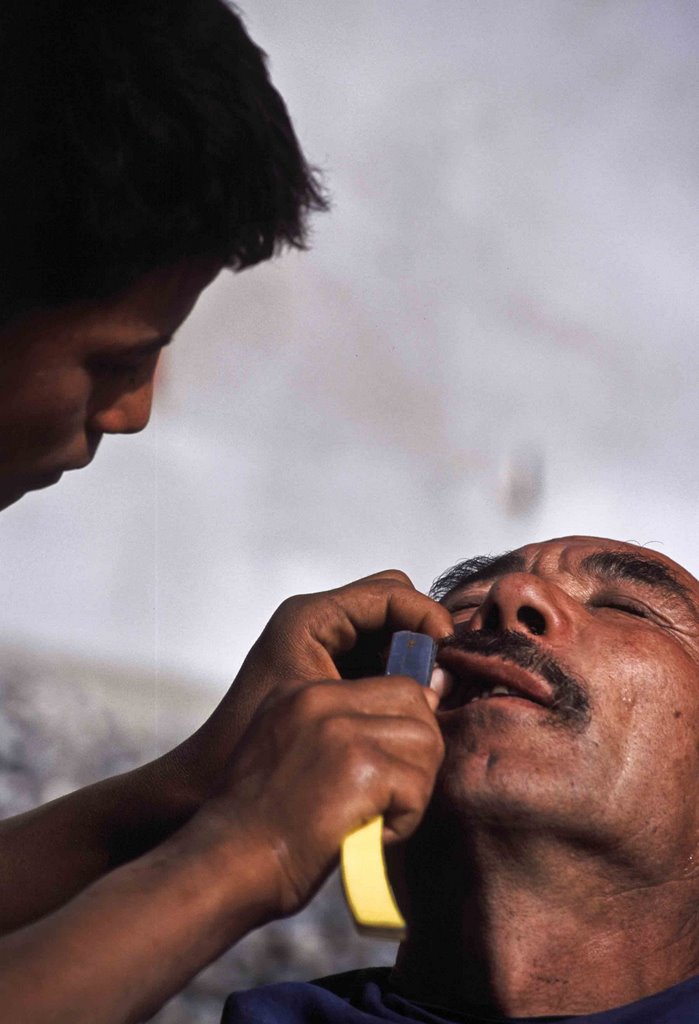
[0,260,220,511]
[430,536,699,861]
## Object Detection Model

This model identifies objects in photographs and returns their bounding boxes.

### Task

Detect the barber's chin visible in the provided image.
[29,468,65,489]
[0,487,23,511]
[2,469,65,506]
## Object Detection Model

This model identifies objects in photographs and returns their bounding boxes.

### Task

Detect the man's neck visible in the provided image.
[390,823,699,1018]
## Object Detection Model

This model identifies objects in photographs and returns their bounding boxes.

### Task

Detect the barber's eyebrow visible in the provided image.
[429,551,526,602]
[579,551,696,613]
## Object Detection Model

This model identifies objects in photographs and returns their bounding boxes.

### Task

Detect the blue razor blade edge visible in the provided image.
[385,631,437,688]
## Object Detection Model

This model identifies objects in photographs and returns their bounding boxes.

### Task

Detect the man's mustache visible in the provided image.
[438,628,591,727]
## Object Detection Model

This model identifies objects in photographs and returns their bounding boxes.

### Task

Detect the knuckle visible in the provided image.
[422,730,446,769]
[412,721,445,762]
[343,747,382,790]
[341,569,414,590]
[432,731,446,760]
[316,712,359,750]
[275,591,341,637]
[316,720,386,788]
[287,682,330,721]
[373,569,414,586]
[422,742,444,778]
[388,766,429,811]
[410,760,438,797]
[275,593,311,623]
[395,719,444,769]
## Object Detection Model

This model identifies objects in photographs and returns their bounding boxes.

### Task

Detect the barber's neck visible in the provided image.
[390,816,699,1019]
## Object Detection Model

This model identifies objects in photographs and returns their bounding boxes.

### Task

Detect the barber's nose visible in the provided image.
[470,574,567,639]
[87,378,156,436]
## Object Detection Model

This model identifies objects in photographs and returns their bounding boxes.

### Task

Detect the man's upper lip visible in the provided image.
[436,649,554,708]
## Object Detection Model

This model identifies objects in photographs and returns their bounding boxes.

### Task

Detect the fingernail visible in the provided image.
[429,666,454,701]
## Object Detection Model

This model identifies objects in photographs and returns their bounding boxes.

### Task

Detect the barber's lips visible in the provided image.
[435,650,554,713]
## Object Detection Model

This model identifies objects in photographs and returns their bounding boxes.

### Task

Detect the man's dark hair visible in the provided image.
[0,0,328,326]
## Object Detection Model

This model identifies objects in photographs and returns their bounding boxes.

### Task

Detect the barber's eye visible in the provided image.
[91,357,147,377]
[99,363,133,376]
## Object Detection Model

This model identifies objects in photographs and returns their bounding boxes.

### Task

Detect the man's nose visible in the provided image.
[87,377,156,436]
[470,574,568,639]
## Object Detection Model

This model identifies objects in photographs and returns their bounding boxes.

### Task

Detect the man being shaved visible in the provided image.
[223,535,699,1024]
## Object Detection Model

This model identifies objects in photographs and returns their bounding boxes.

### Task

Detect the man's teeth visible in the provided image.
[468,683,521,702]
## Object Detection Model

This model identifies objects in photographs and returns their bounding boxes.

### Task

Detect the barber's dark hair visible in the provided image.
[0,0,328,326]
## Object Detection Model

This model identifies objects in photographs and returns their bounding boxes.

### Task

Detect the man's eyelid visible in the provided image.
[445,590,488,614]
[588,589,670,623]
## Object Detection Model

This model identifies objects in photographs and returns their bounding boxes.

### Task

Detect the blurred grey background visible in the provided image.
[0,1,697,1020]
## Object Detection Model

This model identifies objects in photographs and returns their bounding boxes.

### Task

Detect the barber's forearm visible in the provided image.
[0,813,273,1024]
[0,746,204,933]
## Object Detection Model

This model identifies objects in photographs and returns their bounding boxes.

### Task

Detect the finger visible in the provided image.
[304,581,454,657]
[344,568,415,587]
[313,713,444,828]
[380,760,444,844]
[422,687,440,713]
[277,675,444,727]
[428,666,454,704]
[339,675,442,724]
[350,674,444,721]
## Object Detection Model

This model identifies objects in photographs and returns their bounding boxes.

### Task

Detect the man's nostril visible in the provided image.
[517,605,546,636]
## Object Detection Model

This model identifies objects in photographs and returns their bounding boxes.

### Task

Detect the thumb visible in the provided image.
[424,666,453,710]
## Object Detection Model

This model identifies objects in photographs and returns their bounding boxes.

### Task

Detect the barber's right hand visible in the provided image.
[188,671,444,920]
[176,570,453,798]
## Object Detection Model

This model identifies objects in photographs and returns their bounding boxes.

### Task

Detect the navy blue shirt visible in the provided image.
[221,966,699,1023]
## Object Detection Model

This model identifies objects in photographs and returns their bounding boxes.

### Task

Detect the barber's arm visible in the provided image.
[0,570,452,935]
[0,664,444,1022]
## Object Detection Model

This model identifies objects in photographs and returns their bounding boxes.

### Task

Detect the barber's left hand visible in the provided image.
[175,570,453,794]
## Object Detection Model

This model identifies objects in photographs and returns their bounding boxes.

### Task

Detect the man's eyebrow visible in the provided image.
[579,550,696,611]
[429,551,527,602]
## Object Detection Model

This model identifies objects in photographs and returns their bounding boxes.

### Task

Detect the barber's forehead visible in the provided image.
[513,536,699,593]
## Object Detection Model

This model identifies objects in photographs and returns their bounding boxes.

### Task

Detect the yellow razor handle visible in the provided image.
[341,815,406,939]
[340,631,437,939]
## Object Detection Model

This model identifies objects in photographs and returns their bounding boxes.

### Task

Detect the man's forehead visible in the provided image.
[432,536,699,604]
[517,536,697,587]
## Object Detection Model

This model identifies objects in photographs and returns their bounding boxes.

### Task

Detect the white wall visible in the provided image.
[1,0,697,700]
